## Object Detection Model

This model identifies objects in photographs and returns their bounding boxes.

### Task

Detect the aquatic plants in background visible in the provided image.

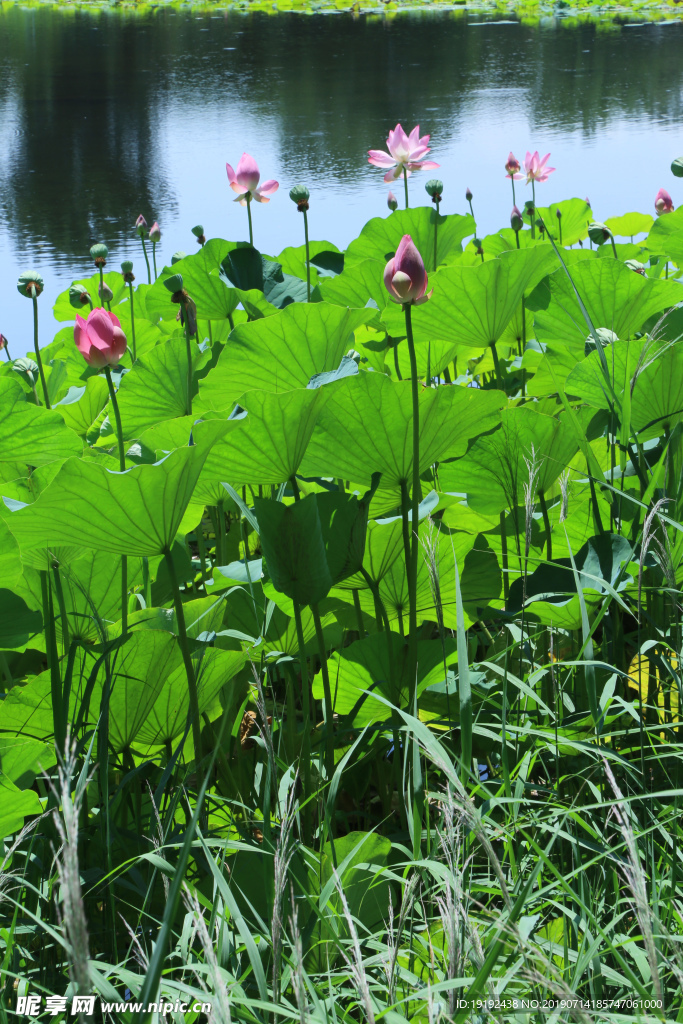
[1,140,683,1021]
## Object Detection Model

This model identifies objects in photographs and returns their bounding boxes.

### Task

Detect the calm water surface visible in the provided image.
[0,8,682,342]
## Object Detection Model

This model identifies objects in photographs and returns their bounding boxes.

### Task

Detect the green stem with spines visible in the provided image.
[104,366,128,636]
[246,195,254,246]
[404,303,420,708]
[152,240,158,281]
[312,603,335,787]
[140,236,152,284]
[163,544,203,764]
[303,207,311,302]
[403,165,409,209]
[31,290,50,408]
[128,282,137,361]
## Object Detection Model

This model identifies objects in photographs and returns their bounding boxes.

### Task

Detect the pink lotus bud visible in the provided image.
[505,152,521,176]
[0,334,6,350]
[387,191,398,211]
[465,187,473,202]
[655,188,674,215]
[135,214,147,237]
[383,234,432,306]
[74,308,127,368]
[149,221,161,242]
[510,206,524,232]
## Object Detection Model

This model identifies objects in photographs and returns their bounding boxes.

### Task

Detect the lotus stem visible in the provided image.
[140,236,152,284]
[98,266,104,308]
[292,597,312,844]
[539,490,552,562]
[433,198,439,271]
[302,207,311,302]
[163,544,203,764]
[128,282,137,362]
[403,165,409,209]
[104,367,128,636]
[152,241,158,281]
[312,603,335,787]
[31,288,50,409]
[246,195,254,247]
[403,302,420,706]
[610,235,618,260]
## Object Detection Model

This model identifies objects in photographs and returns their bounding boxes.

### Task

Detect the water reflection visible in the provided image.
[0,7,681,339]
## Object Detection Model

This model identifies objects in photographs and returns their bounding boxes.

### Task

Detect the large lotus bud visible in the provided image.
[383,235,432,306]
[510,206,524,232]
[387,191,398,212]
[74,308,127,368]
[135,214,148,237]
[149,221,161,242]
[99,281,114,303]
[655,188,674,215]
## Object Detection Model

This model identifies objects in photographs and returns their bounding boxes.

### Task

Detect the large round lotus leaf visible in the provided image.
[630,342,683,438]
[0,378,82,466]
[382,245,557,349]
[647,205,683,262]
[439,407,578,514]
[299,371,505,489]
[198,302,376,415]
[534,198,592,247]
[605,212,654,239]
[144,239,241,322]
[344,207,475,273]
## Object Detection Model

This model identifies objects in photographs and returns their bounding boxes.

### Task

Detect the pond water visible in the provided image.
[0,7,682,343]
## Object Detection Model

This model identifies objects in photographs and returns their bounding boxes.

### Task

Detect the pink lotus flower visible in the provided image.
[368,124,439,183]
[383,235,432,306]
[655,188,674,215]
[226,153,279,206]
[135,214,147,236]
[387,191,398,211]
[149,221,161,242]
[74,308,127,368]
[505,152,523,180]
[524,151,555,184]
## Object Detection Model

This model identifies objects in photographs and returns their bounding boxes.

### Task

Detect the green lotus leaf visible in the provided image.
[383,245,557,349]
[54,376,110,438]
[630,342,683,438]
[533,198,592,247]
[565,337,650,410]
[605,212,654,239]
[318,258,389,311]
[276,240,339,284]
[53,271,127,321]
[0,588,42,649]
[115,337,210,440]
[439,407,579,514]
[144,239,242,322]
[299,371,505,489]
[198,303,377,415]
[313,632,457,725]
[0,378,83,465]
[3,420,231,557]
[0,736,55,785]
[527,258,683,396]
[345,208,474,272]
[0,519,22,586]
[0,776,42,843]
[205,388,329,486]
[647,205,683,262]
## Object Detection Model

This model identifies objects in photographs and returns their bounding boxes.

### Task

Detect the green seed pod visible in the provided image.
[163,273,184,293]
[672,158,683,179]
[69,283,92,308]
[121,260,134,274]
[191,224,205,238]
[99,281,114,302]
[171,251,187,265]
[90,242,109,261]
[289,184,310,204]
[425,178,443,199]
[587,221,612,246]
[17,269,44,298]
[584,327,618,356]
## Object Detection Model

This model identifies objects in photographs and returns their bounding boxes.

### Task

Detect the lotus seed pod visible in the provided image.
[69,283,92,308]
[625,259,647,276]
[90,243,109,263]
[425,178,443,199]
[289,184,310,204]
[171,251,187,265]
[163,273,184,293]
[191,224,205,238]
[121,260,134,274]
[17,270,44,298]
[99,281,114,302]
[671,158,683,179]
[587,221,612,246]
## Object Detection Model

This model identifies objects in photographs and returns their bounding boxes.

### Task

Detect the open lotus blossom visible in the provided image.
[226,153,279,205]
[505,152,523,179]
[655,188,674,215]
[524,151,555,184]
[74,308,127,368]
[368,124,439,183]
[384,234,432,305]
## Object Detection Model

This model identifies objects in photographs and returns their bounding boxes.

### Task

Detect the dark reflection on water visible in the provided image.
[0,7,681,339]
